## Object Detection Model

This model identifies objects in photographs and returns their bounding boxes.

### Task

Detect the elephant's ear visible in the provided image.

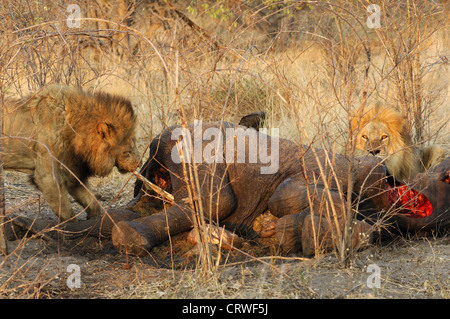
[239,111,266,130]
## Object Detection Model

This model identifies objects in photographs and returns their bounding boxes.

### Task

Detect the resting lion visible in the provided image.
[1,85,139,221]
[351,103,445,180]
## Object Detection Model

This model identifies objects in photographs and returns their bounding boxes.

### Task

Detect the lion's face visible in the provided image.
[89,122,139,176]
[351,104,423,180]
[351,104,410,160]
[66,90,140,178]
[114,136,140,174]
[355,121,392,158]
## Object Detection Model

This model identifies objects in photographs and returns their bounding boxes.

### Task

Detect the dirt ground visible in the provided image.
[1,171,449,299]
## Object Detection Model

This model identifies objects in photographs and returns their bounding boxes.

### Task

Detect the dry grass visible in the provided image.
[0,0,449,298]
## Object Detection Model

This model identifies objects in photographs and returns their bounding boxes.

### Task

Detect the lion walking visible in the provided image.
[351,103,446,180]
[1,85,139,221]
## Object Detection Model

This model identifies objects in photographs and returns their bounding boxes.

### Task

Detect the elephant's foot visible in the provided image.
[112,221,155,256]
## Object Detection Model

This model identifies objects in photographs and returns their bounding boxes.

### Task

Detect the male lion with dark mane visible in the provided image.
[1,84,139,221]
[351,103,445,181]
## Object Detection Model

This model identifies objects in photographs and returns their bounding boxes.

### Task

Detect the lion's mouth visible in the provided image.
[386,181,432,219]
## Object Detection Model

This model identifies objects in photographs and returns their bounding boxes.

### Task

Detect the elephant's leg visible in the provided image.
[268,176,346,219]
[276,207,373,256]
[268,177,311,218]
[112,182,237,256]
[112,205,193,255]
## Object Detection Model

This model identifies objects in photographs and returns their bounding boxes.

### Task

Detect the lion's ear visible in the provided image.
[97,123,112,140]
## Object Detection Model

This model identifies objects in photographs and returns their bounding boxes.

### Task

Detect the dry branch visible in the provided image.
[0,99,8,255]
[133,170,174,204]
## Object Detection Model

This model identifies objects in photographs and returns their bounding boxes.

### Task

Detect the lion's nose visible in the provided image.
[369,149,381,155]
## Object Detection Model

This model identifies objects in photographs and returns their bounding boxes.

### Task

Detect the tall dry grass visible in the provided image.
[0,0,449,289]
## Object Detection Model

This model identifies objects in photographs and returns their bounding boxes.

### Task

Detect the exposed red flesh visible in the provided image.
[155,167,171,190]
[386,183,432,219]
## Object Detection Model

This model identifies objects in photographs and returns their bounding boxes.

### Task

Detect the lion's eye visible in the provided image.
[381,134,389,140]
[361,135,368,140]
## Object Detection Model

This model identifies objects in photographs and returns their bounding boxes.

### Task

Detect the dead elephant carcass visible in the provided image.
[111,121,388,256]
